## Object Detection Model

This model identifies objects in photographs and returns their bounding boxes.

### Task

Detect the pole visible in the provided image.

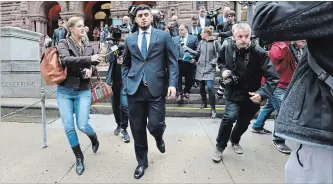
[247,3,254,25]
[41,87,47,148]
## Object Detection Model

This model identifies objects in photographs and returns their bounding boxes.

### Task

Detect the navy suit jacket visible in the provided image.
[172,34,199,61]
[122,28,179,97]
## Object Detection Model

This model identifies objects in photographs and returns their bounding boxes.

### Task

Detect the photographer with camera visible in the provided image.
[212,23,279,161]
[105,26,131,143]
[214,10,236,44]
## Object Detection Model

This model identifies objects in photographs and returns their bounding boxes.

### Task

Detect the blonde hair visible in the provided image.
[67,17,83,29]
[203,27,212,36]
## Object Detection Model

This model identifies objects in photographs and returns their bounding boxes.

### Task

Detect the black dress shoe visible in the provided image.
[156,139,165,153]
[134,164,148,179]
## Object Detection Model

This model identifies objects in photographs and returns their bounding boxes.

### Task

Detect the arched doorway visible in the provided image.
[38,1,61,37]
[84,1,114,40]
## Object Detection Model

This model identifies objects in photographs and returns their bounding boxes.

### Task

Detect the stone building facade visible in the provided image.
[1,1,243,37]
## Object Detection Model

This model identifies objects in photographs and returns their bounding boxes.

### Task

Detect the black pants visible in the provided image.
[127,84,166,166]
[111,84,128,130]
[216,99,260,151]
[177,62,195,95]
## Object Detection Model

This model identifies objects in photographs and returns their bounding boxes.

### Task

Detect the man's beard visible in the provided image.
[139,23,150,30]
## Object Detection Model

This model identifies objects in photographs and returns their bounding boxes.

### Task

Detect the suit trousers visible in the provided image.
[216,99,260,151]
[177,62,195,95]
[127,84,166,166]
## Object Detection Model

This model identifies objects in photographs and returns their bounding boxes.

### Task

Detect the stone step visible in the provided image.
[1,100,273,121]
[93,93,267,106]
[91,76,222,87]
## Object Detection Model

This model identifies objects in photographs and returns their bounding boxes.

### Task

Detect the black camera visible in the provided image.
[219,71,240,87]
[108,24,130,44]
[206,7,222,19]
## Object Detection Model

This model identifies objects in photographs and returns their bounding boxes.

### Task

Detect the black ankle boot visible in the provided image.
[88,133,99,153]
[72,144,85,175]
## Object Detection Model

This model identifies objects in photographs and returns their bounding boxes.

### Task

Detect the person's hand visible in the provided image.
[190,59,196,64]
[83,68,92,79]
[91,54,101,64]
[167,86,177,99]
[249,92,261,103]
[222,70,232,79]
[117,56,123,64]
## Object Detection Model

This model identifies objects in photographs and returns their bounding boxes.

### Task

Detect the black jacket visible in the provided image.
[57,39,96,90]
[105,43,122,87]
[252,1,333,147]
[217,37,279,102]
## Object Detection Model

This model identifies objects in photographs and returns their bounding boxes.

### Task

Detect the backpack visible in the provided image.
[40,47,67,85]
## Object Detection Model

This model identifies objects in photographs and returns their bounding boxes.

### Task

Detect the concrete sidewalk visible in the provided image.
[0,116,292,183]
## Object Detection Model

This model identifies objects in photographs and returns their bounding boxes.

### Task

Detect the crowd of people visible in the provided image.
[49,2,332,183]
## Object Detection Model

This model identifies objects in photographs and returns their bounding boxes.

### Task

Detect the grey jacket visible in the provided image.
[187,39,221,81]
[252,1,333,148]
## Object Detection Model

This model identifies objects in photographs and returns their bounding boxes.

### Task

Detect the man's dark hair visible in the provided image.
[179,24,189,30]
[191,16,198,21]
[227,10,236,17]
[134,4,151,17]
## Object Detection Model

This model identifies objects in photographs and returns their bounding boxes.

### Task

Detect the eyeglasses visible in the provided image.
[137,13,150,18]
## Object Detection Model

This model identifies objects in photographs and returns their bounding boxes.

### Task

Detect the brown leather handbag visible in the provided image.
[40,47,67,85]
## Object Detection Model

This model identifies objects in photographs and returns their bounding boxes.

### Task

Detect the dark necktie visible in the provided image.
[141,32,147,58]
[141,31,148,84]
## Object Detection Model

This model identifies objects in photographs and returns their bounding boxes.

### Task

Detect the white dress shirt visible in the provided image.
[138,26,152,52]
[180,33,188,44]
[199,16,206,29]
[191,26,199,35]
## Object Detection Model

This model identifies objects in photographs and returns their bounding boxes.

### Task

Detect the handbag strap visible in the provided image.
[308,51,333,94]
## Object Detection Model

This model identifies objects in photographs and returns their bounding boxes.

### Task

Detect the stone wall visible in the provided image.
[0,27,52,98]
[1,1,234,33]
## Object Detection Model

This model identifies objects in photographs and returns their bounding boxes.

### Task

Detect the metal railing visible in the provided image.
[1,87,56,149]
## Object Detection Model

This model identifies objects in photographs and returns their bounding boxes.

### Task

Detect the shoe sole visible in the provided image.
[251,128,272,134]
[212,157,222,163]
[123,137,130,143]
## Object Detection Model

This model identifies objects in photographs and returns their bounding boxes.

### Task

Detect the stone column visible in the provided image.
[0,27,55,98]
[236,3,242,22]
[36,20,41,33]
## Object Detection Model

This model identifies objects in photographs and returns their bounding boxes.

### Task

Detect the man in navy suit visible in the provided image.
[173,24,199,101]
[120,4,179,179]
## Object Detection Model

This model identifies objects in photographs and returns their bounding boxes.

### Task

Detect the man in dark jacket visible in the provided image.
[252,2,333,183]
[212,23,279,162]
[214,10,236,44]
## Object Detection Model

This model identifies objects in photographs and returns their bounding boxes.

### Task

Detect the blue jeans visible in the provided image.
[56,86,95,147]
[252,87,286,141]
[199,80,215,108]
